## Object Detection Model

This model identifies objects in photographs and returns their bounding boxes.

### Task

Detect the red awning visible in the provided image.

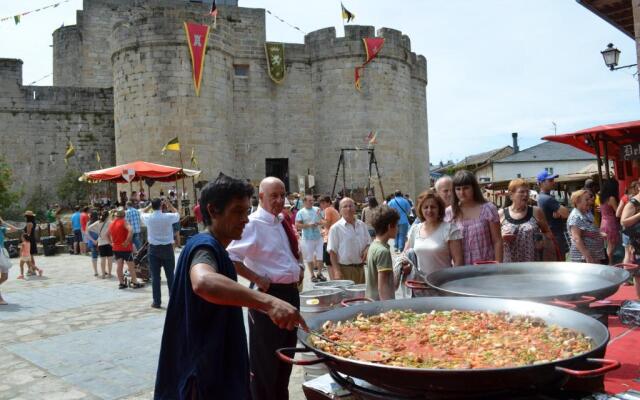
[542,120,640,160]
[80,161,201,183]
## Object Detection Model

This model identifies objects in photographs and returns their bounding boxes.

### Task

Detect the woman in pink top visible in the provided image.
[446,170,503,265]
[599,180,620,265]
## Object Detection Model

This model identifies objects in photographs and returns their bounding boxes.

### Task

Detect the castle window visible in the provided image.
[234,64,249,77]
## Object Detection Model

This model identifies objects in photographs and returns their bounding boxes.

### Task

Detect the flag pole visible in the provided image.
[341,2,345,35]
[178,149,187,212]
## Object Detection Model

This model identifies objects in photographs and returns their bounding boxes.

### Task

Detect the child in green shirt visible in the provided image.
[366,205,399,300]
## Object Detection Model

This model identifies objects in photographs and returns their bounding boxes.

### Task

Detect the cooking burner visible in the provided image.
[327,369,610,400]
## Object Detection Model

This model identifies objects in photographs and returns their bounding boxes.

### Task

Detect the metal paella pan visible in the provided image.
[277,297,618,396]
[425,262,631,302]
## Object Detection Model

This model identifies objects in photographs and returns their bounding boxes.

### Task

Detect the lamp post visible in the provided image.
[601,43,637,71]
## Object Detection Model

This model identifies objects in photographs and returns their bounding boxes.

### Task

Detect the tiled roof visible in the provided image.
[494,141,595,163]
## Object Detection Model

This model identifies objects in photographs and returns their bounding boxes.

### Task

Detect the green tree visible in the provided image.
[56,169,90,207]
[0,156,20,216]
[26,184,52,223]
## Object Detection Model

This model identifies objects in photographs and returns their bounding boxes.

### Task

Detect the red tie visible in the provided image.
[280,217,300,260]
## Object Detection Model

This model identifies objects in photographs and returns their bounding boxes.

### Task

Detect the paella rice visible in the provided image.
[310,310,592,369]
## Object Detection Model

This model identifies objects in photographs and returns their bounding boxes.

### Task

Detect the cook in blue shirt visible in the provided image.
[154,174,306,400]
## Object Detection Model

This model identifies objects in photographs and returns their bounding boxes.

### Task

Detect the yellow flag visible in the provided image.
[162,137,180,154]
[64,140,75,165]
[341,3,355,22]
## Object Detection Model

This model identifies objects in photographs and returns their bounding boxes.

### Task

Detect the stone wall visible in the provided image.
[0,59,114,205]
[33,1,429,200]
[111,5,236,196]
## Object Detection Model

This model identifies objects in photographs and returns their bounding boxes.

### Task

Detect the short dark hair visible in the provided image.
[394,190,402,197]
[200,173,254,226]
[151,198,162,210]
[371,205,400,235]
[126,201,133,207]
[75,205,80,211]
[319,195,332,204]
[367,197,379,208]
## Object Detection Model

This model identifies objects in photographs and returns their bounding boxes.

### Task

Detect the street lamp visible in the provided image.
[601,43,636,71]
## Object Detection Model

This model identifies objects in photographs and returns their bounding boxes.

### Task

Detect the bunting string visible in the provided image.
[265,9,307,35]
[28,74,52,85]
[1,0,71,24]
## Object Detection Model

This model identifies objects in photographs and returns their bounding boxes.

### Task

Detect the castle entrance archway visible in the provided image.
[265,158,290,192]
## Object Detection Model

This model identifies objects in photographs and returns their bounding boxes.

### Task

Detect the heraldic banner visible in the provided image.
[265,42,285,84]
[184,22,211,96]
[355,37,385,91]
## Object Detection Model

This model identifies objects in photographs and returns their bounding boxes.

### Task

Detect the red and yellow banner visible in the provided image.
[184,22,210,96]
[355,37,385,91]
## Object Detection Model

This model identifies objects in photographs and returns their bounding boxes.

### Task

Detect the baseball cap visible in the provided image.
[536,170,558,183]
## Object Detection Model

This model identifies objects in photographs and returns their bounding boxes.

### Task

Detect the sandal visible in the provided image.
[118,283,127,289]
[17,275,24,280]
[130,282,144,289]
[310,276,319,283]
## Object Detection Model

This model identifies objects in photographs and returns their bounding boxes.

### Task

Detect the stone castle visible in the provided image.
[0,0,429,204]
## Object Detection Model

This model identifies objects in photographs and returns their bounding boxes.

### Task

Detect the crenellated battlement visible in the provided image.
[0,58,23,87]
[3,1,429,206]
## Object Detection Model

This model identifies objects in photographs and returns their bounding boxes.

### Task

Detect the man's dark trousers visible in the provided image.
[148,244,175,306]
[249,284,299,400]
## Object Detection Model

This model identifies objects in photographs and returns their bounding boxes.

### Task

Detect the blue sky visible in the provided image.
[1,0,638,164]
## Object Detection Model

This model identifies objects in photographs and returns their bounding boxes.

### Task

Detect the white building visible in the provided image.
[475,141,596,183]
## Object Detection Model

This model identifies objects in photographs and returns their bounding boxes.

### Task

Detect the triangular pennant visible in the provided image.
[184,22,210,96]
[363,38,385,65]
[354,38,385,91]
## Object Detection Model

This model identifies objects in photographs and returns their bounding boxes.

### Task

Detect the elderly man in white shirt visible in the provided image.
[227,177,302,400]
[327,197,371,283]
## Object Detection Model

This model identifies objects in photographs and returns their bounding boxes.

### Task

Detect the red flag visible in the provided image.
[363,37,384,65]
[354,66,364,91]
[184,22,211,96]
[354,38,385,91]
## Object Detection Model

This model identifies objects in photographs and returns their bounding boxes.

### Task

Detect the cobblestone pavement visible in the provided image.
[0,251,307,400]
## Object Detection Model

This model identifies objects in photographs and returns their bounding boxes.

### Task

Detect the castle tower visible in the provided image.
[38,0,429,200]
[306,26,428,197]
[111,4,235,181]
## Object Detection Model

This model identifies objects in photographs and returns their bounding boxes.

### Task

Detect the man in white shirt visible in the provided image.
[327,197,371,283]
[295,194,326,283]
[227,177,302,400]
[141,198,180,309]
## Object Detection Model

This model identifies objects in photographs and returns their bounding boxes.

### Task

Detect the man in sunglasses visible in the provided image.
[537,170,570,259]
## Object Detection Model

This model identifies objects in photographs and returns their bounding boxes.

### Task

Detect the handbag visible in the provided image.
[0,247,12,270]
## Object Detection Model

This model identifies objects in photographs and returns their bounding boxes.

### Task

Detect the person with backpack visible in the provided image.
[87,210,113,278]
[387,190,412,252]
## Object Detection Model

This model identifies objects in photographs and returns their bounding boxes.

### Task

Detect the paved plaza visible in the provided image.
[0,251,307,400]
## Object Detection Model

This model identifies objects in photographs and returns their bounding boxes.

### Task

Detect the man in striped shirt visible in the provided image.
[125,201,142,252]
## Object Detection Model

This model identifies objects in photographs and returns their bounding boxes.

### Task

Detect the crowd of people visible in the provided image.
[0,192,186,308]
[149,167,640,400]
[1,167,639,399]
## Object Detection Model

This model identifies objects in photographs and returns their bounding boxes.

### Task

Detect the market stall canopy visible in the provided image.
[80,161,201,183]
[542,120,640,161]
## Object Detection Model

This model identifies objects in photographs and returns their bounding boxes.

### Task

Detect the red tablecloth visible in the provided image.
[601,284,640,393]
